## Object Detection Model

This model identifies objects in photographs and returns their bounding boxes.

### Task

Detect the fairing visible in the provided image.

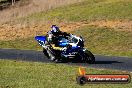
[35,36,46,46]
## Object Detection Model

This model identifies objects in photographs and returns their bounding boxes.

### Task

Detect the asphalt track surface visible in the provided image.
[0,48,132,72]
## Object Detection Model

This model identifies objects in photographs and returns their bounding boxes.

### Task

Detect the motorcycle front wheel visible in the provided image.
[83,50,95,64]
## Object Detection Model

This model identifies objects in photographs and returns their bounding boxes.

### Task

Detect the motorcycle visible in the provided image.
[35,32,95,64]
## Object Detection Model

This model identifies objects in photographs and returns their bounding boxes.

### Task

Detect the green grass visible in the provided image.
[20,0,132,23]
[0,37,40,50]
[0,59,132,88]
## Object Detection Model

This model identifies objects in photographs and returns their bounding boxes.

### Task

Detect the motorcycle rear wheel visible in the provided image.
[43,48,50,59]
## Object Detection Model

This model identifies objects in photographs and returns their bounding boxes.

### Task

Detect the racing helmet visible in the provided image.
[51,25,60,32]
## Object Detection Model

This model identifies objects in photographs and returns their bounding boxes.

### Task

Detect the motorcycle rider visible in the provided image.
[47,25,70,43]
[48,25,61,35]
[51,25,60,33]
[47,25,60,43]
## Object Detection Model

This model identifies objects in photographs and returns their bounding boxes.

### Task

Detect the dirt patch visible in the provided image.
[0,20,132,41]
[89,20,132,31]
[61,20,132,32]
[0,22,81,41]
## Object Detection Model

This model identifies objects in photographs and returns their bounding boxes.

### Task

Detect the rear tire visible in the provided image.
[43,48,49,59]
[43,48,57,62]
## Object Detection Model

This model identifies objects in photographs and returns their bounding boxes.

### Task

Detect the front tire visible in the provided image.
[84,51,95,64]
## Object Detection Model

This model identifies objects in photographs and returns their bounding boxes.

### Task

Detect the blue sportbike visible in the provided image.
[35,31,95,64]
